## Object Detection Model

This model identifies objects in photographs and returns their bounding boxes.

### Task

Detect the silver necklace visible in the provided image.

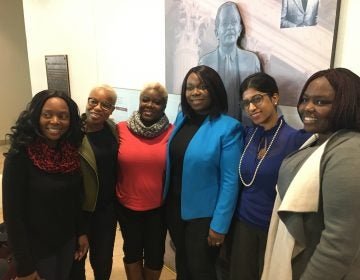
[239,119,283,187]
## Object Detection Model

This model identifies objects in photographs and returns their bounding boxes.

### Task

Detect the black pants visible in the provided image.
[116,202,167,270]
[69,203,117,280]
[36,237,76,280]
[216,220,235,280]
[166,196,219,280]
[230,219,268,280]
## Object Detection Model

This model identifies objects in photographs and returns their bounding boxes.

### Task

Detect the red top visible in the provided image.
[116,121,173,211]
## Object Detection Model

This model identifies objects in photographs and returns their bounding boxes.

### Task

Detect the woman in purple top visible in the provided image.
[229,73,311,280]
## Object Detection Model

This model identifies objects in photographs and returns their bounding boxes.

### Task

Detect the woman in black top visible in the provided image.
[2,90,88,280]
[69,84,118,280]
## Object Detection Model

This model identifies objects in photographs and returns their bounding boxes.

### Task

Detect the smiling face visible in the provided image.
[39,97,70,146]
[216,5,241,47]
[242,88,279,130]
[298,76,335,136]
[139,89,166,126]
[185,72,212,115]
[86,88,115,131]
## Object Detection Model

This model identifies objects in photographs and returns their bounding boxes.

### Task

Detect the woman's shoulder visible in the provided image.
[282,121,312,146]
[4,148,29,168]
[327,130,360,149]
[321,131,360,174]
[106,118,117,129]
[210,115,242,134]
[168,123,175,130]
[161,123,174,137]
[174,111,185,124]
[214,114,241,126]
[283,125,310,138]
[209,115,243,138]
[117,121,127,129]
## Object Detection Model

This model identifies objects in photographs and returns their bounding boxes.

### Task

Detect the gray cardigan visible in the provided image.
[263,130,360,280]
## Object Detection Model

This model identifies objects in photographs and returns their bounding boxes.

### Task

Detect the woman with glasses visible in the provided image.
[69,84,118,280]
[229,72,310,280]
[116,82,173,279]
[164,65,243,280]
[262,68,360,280]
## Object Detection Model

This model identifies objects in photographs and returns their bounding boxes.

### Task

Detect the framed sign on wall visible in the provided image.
[45,55,71,96]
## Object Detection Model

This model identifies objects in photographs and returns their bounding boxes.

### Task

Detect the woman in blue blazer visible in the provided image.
[164,65,244,280]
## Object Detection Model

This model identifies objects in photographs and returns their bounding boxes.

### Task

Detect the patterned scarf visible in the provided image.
[27,138,80,173]
[127,111,170,138]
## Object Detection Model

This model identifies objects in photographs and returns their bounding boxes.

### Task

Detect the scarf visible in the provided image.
[127,111,169,138]
[27,138,80,173]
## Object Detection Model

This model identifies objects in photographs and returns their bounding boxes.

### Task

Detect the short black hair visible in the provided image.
[181,65,228,118]
[239,72,279,99]
[298,68,360,132]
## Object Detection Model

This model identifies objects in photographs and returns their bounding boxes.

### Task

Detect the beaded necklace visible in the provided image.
[239,119,283,187]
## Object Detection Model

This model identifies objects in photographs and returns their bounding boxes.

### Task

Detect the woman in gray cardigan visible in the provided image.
[262,68,360,280]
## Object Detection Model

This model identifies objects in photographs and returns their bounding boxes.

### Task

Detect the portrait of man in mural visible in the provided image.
[198,1,261,119]
[281,0,320,28]
[166,0,338,128]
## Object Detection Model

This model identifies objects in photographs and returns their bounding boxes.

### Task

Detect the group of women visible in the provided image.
[2,65,360,280]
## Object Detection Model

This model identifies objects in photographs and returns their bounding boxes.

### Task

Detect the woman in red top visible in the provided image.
[116,82,173,279]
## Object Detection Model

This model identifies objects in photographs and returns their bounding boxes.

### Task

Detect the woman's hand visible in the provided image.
[74,234,89,260]
[16,271,43,280]
[207,228,225,247]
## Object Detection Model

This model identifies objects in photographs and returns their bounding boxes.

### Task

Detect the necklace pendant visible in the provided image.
[257,147,266,159]
[239,119,284,187]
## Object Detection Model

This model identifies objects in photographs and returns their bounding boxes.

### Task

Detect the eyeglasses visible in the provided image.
[87,97,115,111]
[240,93,271,109]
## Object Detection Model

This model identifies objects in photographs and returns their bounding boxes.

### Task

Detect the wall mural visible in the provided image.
[165,0,340,125]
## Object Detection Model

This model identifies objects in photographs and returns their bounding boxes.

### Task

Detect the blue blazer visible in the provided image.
[164,112,243,234]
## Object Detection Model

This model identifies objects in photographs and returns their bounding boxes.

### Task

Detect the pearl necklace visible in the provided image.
[239,119,283,187]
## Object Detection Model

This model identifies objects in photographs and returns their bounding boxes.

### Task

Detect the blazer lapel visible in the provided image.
[294,0,305,12]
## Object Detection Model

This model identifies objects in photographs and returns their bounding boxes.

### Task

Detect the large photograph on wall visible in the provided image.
[165,0,340,123]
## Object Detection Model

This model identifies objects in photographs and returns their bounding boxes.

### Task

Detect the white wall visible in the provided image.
[333,0,360,73]
[23,0,165,113]
[22,0,359,113]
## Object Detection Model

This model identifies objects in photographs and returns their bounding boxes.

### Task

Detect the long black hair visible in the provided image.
[6,90,84,157]
[181,65,228,118]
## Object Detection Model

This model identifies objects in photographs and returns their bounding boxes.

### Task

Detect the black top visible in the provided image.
[87,125,118,210]
[2,151,83,276]
[169,115,206,196]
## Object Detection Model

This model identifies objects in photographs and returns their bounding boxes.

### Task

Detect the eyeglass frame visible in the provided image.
[87,97,116,112]
[240,93,273,109]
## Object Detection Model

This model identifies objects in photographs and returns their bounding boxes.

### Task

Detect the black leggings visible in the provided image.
[36,237,76,280]
[116,202,167,270]
[69,203,117,280]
